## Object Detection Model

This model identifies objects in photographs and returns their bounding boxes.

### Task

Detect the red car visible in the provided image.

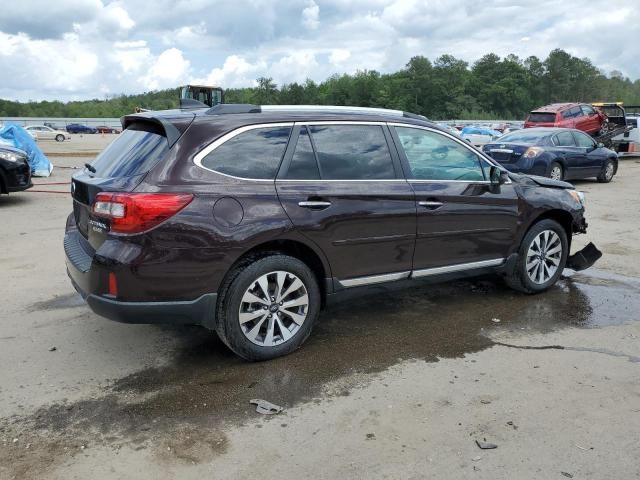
[524,103,607,136]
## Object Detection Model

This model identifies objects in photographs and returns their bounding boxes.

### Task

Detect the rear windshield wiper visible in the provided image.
[84,163,96,173]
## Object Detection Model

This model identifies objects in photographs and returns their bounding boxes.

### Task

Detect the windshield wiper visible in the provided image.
[84,163,96,173]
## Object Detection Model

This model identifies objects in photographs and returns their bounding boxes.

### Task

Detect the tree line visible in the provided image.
[2,49,639,120]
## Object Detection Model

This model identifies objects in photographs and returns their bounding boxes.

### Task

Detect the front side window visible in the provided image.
[554,131,576,147]
[201,126,292,179]
[308,125,395,180]
[394,127,486,181]
[581,105,595,116]
[573,131,596,149]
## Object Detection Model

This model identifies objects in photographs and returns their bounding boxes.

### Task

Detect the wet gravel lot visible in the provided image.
[1,137,639,479]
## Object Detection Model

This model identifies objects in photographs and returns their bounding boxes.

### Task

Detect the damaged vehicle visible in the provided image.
[0,141,32,194]
[64,105,601,361]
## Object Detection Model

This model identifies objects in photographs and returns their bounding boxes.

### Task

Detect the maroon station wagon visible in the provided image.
[65,105,601,360]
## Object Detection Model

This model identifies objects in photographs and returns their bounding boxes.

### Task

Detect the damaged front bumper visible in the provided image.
[566,242,602,271]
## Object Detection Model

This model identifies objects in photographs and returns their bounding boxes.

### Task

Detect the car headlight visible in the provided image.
[0,151,25,162]
[569,190,585,207]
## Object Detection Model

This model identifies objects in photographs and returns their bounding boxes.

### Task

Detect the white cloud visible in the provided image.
[144,48,191,90]
[302,1,320,30]
[0,0,639,101]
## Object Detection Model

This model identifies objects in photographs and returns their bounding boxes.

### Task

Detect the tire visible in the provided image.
[504,219,569,294]
[597,159,616,183]
[548,162,563,181]
[55,134,64,142]
[215,254,320,361]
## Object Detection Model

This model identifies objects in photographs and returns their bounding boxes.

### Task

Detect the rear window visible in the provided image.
[527,112,556,123]
[201,126,291,179]
[499,131,548,144]
[90,128,168,178]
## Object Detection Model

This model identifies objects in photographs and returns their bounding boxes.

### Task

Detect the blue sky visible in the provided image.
[0,0,638,102]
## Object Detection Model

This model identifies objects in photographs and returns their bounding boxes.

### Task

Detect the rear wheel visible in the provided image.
[55,134,64,142]
[549,162,563,181]
[505,219,568,294]
[597,159,616,183]
[216,254,320,361]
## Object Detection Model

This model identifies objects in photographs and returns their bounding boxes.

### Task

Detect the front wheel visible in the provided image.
[505,219,568,294]
[597,159,616,183]
[55,134,64,142]
[216,254,320,361]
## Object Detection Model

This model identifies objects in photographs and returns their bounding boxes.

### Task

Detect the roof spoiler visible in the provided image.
[120,113,192,148]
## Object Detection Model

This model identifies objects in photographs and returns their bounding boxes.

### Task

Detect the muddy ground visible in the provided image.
[1,136,639,479]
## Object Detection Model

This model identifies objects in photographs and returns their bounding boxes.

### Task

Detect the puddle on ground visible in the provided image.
[2,269,640,477]
[28,293,86,312]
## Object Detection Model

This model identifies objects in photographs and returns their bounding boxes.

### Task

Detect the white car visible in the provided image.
[24,125,71,142]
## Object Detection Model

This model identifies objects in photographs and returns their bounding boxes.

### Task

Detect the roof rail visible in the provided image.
[205,103,428,120]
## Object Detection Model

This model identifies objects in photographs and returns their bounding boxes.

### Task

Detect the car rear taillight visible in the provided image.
[92,192,193,234]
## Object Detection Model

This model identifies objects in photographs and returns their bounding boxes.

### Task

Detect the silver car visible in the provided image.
[24,125,71,142]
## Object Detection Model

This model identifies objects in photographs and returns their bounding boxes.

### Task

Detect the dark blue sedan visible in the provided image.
[66,123,97,134]
[482,128,618,183]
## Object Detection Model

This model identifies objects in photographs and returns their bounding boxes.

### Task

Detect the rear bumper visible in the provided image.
[64,229,218,329]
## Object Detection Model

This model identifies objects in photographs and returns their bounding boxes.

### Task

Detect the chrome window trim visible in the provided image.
[412,258,505,278]
[339,271,411,288]
[387,122,511,184]
[193,122,294,181]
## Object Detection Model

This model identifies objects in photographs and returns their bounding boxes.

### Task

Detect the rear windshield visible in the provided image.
[499,131,549,144]
[89,128,168,178]
[527,112,556,123]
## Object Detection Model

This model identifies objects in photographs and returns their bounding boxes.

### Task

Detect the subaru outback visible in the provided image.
[65,104,601,361]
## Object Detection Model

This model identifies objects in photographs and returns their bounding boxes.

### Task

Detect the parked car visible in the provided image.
[66,124,97,134]
[0,142,32,194]
[483,128,617,182]
[95,126,121,134]
[436,123,463,137]
[65,105,599,361]
[524,103,607,136]
[24,125,71,142]
[460,126,501,146]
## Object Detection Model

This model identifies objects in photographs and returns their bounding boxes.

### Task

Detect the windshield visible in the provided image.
[527,112,556,123]
[498,130,549,144]
[89,128,168,178]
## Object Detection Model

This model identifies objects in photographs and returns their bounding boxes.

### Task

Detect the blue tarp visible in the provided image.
[461,126,502,137]
[0,123,53,177]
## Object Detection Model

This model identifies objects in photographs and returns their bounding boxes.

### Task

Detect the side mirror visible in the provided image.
[489,166,508,185]
[597,142,604,148]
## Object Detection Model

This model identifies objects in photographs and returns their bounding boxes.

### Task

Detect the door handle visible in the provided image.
[418,200,443,209]
[298,200,332,209]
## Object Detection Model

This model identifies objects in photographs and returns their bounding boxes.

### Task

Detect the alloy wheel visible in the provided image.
[550,165,562,181]
[605,162,614,181]
[238,271,309,347]
[526,230,562,285]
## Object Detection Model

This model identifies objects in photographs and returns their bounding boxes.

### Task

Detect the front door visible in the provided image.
[389,125,520,274]
[572,131,605,176]
[276,123,417,287]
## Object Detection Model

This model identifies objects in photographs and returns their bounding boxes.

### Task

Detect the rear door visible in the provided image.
[390,124,520,273]
[552,130,583,179]
[276,122,416,287]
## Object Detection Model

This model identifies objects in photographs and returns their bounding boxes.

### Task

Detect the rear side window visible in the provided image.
[201,126,291,179]
[528,112,556,123]
[285,127,320,179]
[90,128,168,178]
[554,131,576,147]
[308,125,395,180]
